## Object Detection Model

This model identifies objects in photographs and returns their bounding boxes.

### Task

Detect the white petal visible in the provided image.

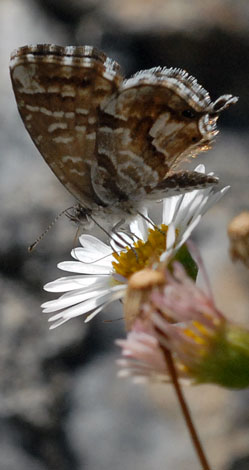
[49,288,125,329]
[43,289,106,313]
[201,186,230,214]
[175,214,202,249]
[48,285,126,322]
[111,232,134,249]
[49,317,74,329]
[166,224,176,250]
[84,307,104,323]
[160,248,173,262]
[194,164,205,173]
[129,210,151,240]
[43,275,104,293]
[84,289,124,322]
[160,214,202,263]
[71,247,113,265]
[163,195,183,225]
[42,278,112,312]
[43,288,112,314]
[174,190,199,222]
[175,193,208,232]
[172,186,211,230]
[57,261,112,275]
[48,292,111,321]
[78,234,112,254]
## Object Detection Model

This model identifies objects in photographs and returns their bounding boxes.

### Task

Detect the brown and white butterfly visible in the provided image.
[10,44,237,226]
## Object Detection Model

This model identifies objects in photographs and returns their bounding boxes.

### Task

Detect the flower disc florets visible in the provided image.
[112,224,168,278]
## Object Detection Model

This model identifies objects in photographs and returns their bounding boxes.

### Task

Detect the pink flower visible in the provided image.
[117,262,249,389]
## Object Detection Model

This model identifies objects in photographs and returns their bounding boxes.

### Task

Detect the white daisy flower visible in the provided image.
[42,164,228,328]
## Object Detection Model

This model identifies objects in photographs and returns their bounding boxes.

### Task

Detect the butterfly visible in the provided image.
[10,44,238,226]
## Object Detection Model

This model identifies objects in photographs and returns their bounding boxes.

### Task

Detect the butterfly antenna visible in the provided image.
[28,206,75,252]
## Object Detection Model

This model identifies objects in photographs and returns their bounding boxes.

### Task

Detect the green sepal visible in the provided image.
[194,325,249,389]
[170,244,198,281]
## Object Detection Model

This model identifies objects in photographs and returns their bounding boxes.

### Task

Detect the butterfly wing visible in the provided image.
[10,44,123,207]
[96,67,232,200]
[146,170,219,200]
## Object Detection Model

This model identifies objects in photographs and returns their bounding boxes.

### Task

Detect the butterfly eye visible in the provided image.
[182,109,196,119]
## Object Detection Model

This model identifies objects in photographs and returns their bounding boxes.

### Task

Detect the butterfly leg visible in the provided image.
[110,219,140,260]
[136,210,165,235]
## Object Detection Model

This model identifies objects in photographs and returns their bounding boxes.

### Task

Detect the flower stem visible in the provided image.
[163,349,211,470]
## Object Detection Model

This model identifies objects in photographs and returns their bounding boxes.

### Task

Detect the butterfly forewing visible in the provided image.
[10,44,123,207]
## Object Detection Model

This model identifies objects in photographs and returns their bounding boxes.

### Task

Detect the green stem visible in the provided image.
[163,349,211,470]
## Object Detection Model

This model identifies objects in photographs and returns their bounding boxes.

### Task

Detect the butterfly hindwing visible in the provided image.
[95,67,221,201]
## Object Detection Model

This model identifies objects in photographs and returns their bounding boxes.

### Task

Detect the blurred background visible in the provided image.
[1,1,249,469]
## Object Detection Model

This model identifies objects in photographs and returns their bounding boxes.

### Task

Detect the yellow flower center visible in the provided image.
[184,321,209,344]
[112,224,168,279]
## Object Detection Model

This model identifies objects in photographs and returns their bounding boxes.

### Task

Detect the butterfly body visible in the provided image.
[10,44,238,224]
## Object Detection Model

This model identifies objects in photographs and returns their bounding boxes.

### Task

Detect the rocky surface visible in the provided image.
[1,0,249,469]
